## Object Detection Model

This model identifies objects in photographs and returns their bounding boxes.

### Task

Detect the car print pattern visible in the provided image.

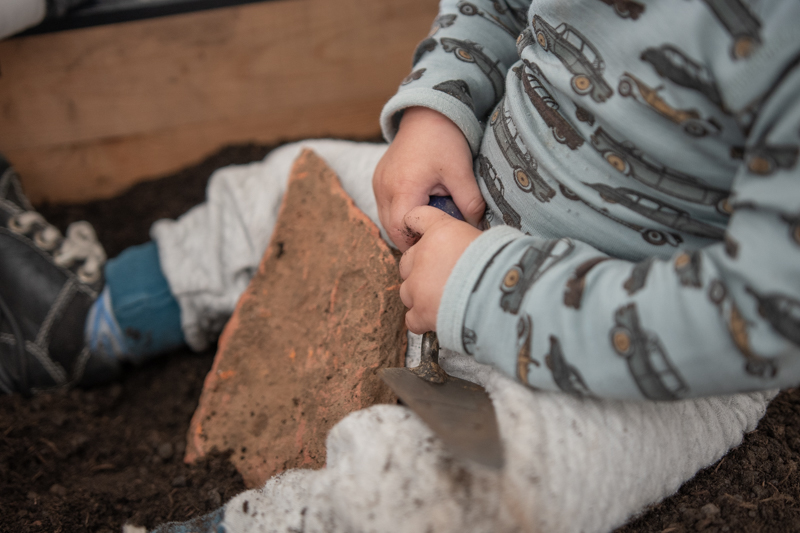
[412,38,437,67]
[708,279,728,308]
[724,234,740,258]
[402,68,426,85]
[674,251,702,288]
[747,288,800,347]
[618,72,721,137]
[700,0,762,60]
[441,37,505,102]
[585,182,722,241]
[610,303,689,400]
[781,214,800,247]
[574,104,595,125]
[590,128,730,213]
[564,256,610,309]
[515,314,539,384]
[532,15,613,103]
[623,256,655,295]
[545,335,592,396]
[597,0,645,20]
[463,327,477,356]
[744,130,799,176]
[457,1,519,38]
[433,79,475,112]
[560,182,684,247]
[641,46,725,110]
[515,60,584,150]
[428,13,456,36]
[727,301,778,378]
[500,238,575,314]
[476,154,523,229]
[490,98,556,202]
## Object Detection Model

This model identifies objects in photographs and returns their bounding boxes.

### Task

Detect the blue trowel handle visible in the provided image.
[428,196,465,221]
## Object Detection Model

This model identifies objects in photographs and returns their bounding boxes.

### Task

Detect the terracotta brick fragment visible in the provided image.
[185,149,406,488]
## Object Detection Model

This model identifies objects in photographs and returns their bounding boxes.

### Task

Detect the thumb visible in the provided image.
[403,205,451,242]
[442,172,486,227]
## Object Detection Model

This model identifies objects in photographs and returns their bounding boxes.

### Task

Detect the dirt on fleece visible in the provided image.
[1,142,799,533]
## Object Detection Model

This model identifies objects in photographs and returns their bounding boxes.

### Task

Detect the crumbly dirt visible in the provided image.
[0,142,798,532]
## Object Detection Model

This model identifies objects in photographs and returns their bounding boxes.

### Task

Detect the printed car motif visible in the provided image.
[618,72,721,137]
[531,16,613,103]
[560,183,684,247]
[433,80,475,112]
[700,0,761,59]
[412,38,437,66]
[401,68,426,85]
[490,99,556,202]
[598,0,645,19]
[463,327,477,356]
[545,336,591,396]
[428,13,456,36]
[441,38,505,101]
[623,257,655,295]
[610,303,689,400]
[744,142,799,176]
[476,155,522,229]
[724,234,740,258]
[747,288,800,347]
[674,251,702,287]
[728,302,778,378]
[564,256,610,309]
[515,60,584,150]
[585,182,725,240]
[781,214,800,247]
[500,238,575,314]
[515,315,539,384]
[590,128,730,212]
[457,1,519,38]
[516,26,535,56]
[641,46,725,110]
[708,279,727,308]
[575,104,595,125]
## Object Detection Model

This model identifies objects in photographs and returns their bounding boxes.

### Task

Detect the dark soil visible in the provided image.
[1,143,799,532]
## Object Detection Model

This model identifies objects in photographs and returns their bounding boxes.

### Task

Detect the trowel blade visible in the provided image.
[379,367,504,469]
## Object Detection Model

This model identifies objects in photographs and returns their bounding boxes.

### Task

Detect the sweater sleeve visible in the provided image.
[380,0,531,155]
[437,62,800,400]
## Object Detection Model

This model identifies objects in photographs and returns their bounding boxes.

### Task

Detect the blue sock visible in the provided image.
[85,241,185,362]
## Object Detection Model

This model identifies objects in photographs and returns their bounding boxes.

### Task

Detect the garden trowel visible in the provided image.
[378,196,502,469]
[380,331,503,469]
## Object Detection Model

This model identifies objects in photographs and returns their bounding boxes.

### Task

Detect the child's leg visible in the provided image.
[150,140,388,351]
[154,366,772,533]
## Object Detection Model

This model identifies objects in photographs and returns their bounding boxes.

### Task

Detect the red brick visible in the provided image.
[184,149,406,488]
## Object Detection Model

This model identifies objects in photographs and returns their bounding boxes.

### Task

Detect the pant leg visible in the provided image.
[150,140,388,351]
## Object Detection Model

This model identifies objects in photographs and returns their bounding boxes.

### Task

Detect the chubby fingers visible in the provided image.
[402,205,453,239]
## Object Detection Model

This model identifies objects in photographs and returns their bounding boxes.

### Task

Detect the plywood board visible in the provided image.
[0,0,437,203]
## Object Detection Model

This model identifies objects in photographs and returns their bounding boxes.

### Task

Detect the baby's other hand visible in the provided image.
[399,206,481,333]
[373,107,485,251]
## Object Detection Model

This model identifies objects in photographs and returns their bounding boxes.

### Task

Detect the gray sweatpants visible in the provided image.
[151,140,388,351]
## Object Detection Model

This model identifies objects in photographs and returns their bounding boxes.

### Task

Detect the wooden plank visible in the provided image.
[0,0,437,203]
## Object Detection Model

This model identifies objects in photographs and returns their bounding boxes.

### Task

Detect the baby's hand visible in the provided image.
[373,107,485,251]
[399,205,481,333]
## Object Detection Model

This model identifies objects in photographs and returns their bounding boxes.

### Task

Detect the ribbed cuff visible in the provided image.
[380,88,484,156]
[436,225,522,353]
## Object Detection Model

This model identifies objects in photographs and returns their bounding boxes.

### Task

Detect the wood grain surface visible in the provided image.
[0,0,436,203]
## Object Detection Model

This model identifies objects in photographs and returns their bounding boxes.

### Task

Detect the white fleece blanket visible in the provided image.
[153,334,772,533]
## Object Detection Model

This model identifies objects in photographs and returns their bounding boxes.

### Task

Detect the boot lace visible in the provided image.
[8,211,106,285]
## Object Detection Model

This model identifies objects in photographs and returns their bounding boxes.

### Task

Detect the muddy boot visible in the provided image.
[0,157,119,395]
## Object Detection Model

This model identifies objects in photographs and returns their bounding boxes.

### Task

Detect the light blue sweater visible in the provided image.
[381,0,800,399]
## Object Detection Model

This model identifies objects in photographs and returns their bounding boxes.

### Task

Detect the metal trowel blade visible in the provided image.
[379,367,504,469]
